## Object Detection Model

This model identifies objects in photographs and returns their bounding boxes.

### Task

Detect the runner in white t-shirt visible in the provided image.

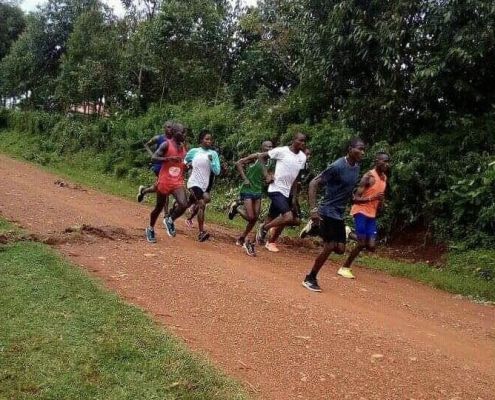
[183,129,221,242]
[256,132,307,252]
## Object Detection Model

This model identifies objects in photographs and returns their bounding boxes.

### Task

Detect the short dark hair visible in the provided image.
[293,131,307,140]
[349,137,364,148]
[171,123,184,136]
[199,128,211,143]
[375,151,389,159]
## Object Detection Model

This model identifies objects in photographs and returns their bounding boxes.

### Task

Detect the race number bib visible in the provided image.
[168,166,181,177]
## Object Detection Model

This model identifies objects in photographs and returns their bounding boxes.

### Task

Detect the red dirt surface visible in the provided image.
[1,154,494,400]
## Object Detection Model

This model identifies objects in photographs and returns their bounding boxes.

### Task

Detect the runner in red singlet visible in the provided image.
[145,124,189,243]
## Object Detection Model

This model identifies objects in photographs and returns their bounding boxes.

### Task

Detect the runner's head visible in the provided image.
[347,137,365,163]
[261,140,273,152]
[172,123,185,144]
[163,120,174,138]
[199,129,213,149]
[374,151,390,174]
[291,132,307,152]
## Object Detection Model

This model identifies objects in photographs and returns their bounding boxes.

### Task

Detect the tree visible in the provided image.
[0,1,26,61]
[122,0,234,109]
[57,9,124,112]
[229,1,300,105]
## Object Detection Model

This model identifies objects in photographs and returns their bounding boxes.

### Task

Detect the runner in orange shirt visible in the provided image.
[340,151,390,278]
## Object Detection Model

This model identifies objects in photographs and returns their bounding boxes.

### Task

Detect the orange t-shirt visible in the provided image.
[156,141,186,194]
[350,169,387,218]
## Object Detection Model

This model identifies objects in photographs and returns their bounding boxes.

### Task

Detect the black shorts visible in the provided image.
[189,186,204,202]
[268,192,291,218]
[319,216,346,244]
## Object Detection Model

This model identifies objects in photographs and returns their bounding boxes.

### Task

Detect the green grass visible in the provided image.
[0,219,248,400]
[356,252,495,302]
[1,129,494,302]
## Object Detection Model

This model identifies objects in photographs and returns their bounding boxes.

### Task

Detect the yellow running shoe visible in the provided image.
[337,267,355,279]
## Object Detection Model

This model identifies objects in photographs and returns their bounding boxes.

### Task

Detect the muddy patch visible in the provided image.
[54,179,87,191]
[1,224,139,246]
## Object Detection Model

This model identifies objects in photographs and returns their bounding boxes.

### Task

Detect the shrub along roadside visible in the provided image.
[0,218,248,400]
[1,104,493,248]
[0,138,493,302]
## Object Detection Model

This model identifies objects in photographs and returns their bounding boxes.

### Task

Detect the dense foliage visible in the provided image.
[0,0,494,247]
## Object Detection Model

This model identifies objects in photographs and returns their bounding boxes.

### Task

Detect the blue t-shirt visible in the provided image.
[319,157,360,220]
[151,135,167,173]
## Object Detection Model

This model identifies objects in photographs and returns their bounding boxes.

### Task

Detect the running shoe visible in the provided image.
[236,237,245,246]
[302,275,322,292]
[198,231,210,242]
[137,185,145,203]
[145,227,156,243]
[265,242,279,252]
[228,200,239,220]
[299,219,319,239]
[243,241,256,256]
[185,218,194,229]
[256,225,268,244]
[163,216,176,237]
[337,267,355,279]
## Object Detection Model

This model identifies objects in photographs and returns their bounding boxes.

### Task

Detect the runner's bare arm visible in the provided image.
[352,173,380,203]
[235,153,258,185]
[151,142,182,163]
[144,135,162,157]
[290,172,302,209]
[308,174,323,221]
[257,153,273,183]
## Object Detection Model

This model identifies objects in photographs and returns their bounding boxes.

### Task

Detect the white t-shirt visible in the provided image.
[268,146,307,197]
[185,147,220,191]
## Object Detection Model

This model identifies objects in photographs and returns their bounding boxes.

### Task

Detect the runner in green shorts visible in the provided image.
[228,140,274,256]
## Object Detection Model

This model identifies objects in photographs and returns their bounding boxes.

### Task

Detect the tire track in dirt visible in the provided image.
[1,154,494,399]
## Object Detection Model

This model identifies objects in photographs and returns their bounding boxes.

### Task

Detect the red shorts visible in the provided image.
[156,181,184,195]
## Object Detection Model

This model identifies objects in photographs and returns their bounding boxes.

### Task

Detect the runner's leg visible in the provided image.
[342,213,371,269]
[142,184,157,196]
[309,241,338,278]
[197,199,206,233]
[169,187,188,220]
[240,198,257,240]
[150,192,167,228]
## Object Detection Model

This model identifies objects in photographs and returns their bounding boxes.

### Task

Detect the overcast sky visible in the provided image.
[20,0,258,16]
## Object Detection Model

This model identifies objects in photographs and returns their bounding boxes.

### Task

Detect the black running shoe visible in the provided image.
[243,241,256,256]
[137,185,145,203]
[145,227,156,243]
[256,225,268,244]
[198,231,210,242]
[302,275,322,292]
[228,200,239,220]
[163,216,176,237]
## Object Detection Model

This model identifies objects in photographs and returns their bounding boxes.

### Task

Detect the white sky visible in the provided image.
[20,0,258,16]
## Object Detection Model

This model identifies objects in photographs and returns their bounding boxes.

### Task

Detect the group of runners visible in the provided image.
[139,121,390,292]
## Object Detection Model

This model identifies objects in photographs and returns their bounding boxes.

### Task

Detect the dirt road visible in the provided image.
[1,154,494,399]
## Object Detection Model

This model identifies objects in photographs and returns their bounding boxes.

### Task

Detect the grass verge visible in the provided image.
[0,219,248,400]
[0,130,493,302]
[356,253,494,302]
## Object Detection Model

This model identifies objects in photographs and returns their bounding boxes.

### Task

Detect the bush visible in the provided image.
[1,102,493,249]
